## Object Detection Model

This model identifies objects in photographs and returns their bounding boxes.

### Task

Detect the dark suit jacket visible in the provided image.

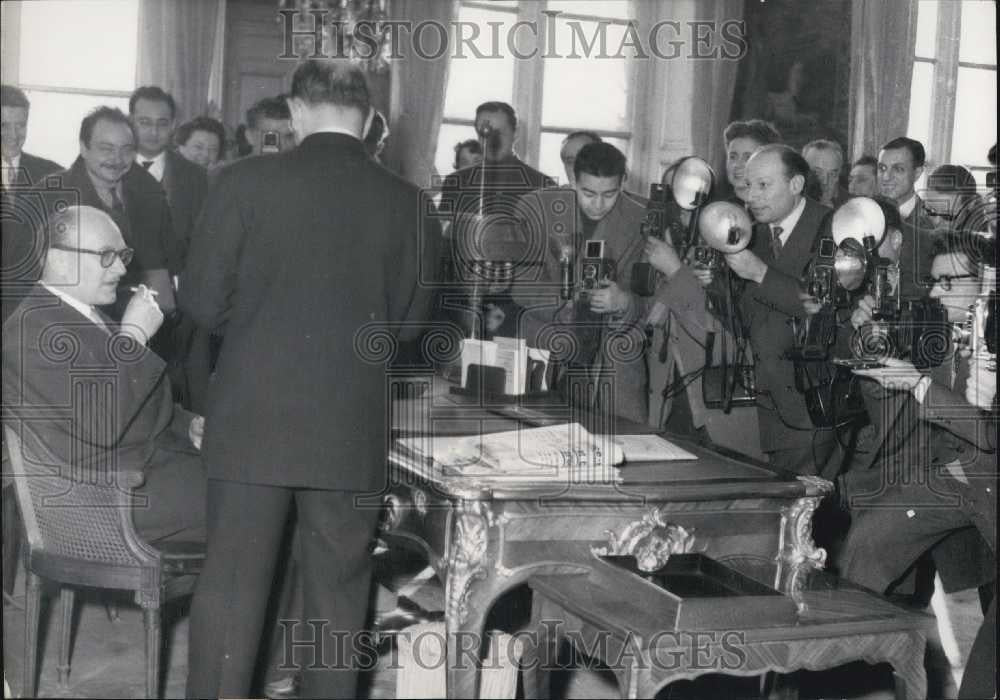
[439,155,555,221]
[180,132,438,491]
[898,196,941,298]
[160,150,208,274]
[738,197,832,453]
[1,152,64,321]
[57,158,173,292]
[2,286,193,479]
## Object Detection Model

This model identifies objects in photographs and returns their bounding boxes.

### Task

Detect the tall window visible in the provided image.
[12,0,140,168]
[908,0,996,185]
[435,0,635,182]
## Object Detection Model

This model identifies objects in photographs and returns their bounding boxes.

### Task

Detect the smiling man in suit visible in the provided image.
[1,84,64,320]
[721,144,836,476]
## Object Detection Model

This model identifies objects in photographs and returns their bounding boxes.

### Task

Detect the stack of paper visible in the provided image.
[397,423,625,484]
[608,434,699,462]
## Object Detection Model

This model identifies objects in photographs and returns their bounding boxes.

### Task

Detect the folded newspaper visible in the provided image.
[396,423,624,484]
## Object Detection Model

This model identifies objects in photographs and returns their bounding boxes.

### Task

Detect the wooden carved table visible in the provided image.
[379,384,863,698]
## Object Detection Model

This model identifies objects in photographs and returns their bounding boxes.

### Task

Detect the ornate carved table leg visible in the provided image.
[444,500,492,699]
[777,477,834,612]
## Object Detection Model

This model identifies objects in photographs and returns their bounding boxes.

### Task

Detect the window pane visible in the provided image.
[19,1,138,92]
[22,90,130,168]
[435,122,481,179]
[907,61,934,152]
[951,67,997,165]
[915,0,938,59]
[960,0,997,65]
[542,18,630,132]
[538,131,629,186]
[545,0,633,20]
[443,6,517,120]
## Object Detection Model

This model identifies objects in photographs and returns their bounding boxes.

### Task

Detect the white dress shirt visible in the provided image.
[898,193,917,220]
[42,283,109,332]
[138,151,167,182]
[2,153,21,188]
[771,196,806,247]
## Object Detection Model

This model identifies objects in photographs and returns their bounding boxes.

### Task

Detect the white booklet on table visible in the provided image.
[607,434,698,462]
[397,422,625,483]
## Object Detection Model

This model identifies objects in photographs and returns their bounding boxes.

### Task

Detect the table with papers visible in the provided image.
[380,378,834,698]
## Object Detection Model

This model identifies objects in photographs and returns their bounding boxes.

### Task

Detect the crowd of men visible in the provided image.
[1,58,996,699]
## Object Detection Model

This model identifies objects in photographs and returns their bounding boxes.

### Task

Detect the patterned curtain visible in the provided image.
[848,0,918,160]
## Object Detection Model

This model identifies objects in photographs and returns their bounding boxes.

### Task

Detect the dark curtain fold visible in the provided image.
[848,0,918,160]
[137,0,224,122]
[384,0,457,187]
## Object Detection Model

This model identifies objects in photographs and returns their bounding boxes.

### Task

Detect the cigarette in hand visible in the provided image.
[129,285,159,298]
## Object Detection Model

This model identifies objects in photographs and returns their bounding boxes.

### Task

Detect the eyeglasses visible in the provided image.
[50,245,134,268]
[922,274,976,291]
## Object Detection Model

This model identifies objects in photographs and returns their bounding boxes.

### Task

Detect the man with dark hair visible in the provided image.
[848,155,879,197]
[2,205,207,544]
[716,144,837,476]
[182,59,437,699]
[722,119,783,203]
[439,101,556,340]
[1,85,62,187]
[878,136,939,297]
[129,86,207,276]
[128,87,209,409]
[55,106,175,317]
[559,130,602,187]
[439,100,555,217]
[245,95,295,155]
[1,84,64,320]
[453,138,482,170]
[802,139,848,208]
[512,142,650,422]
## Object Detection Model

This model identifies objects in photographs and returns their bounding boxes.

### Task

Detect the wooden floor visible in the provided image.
[1,567,983,699]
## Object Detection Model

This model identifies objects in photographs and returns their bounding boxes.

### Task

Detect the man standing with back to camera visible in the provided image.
[182,60,437,699]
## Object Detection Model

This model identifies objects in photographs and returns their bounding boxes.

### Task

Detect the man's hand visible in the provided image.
[689,266,714,288]
[965,354,997,410]
[851,294,877,330]
[853,357,926,393]
[484,303,506,333]
[120,285,164,345]
[189,415,205,450]
[724,249,767,284]
[588,281,629,315]
[644,237,682,278]
[799,291,822,316]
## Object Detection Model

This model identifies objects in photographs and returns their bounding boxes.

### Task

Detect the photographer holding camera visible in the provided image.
[839,232,996,699]
[511,142,649,423]
[701,144,838,476]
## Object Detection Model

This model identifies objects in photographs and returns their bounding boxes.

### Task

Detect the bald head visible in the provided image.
[43,205,129,307]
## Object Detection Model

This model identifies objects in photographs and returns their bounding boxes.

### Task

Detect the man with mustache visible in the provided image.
[53,106,175,318]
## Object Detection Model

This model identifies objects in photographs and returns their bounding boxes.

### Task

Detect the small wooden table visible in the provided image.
[524,564,929,699]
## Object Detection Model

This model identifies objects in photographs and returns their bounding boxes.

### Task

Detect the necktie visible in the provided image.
[140,160,153,170]
[109,187,125,216]
[770,225,784,260]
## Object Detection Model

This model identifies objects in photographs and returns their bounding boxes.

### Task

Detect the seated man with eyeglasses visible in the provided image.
[2,205,207,544]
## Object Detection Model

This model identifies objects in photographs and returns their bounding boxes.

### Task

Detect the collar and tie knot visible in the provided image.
[770,225,784,259]
[140,160,154,170]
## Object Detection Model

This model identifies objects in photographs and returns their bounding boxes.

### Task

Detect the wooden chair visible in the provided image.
[3,424,204,698]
